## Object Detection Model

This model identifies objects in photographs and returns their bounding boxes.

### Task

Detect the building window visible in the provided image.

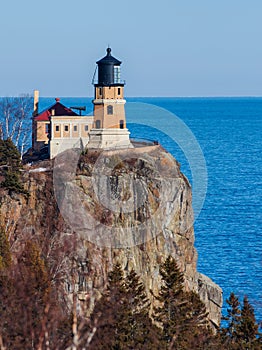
[107,105,113,115]
[73,125,77,132]
[118,88,121,95]
[55,125,60,132]
[64,125,69,132]
[95,120,101,128]
[85,125,89,131]
[99,87,102,96]
[120,120,124,129]
[45,124,49,133]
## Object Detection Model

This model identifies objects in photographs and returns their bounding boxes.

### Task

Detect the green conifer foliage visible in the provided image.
[86,264,163,350]
[221,293,262,350]
[0,138,26,194]
[120,268,163,349]
[221,292,242,347]
[0,138,21,170]
[237,296,261,349]
[153,255,186,344]
[153,255,211,349]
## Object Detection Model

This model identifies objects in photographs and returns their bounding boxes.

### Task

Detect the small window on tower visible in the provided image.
[107,105,113,115]
[118,88,121,95]
[99,87,102,96]
[64,125,69,132]
[73,125,77,132]
[55,125,59,132]
[45,124,49,133]
[85,125,89,131]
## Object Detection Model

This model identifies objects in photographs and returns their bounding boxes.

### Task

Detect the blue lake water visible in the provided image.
[38,97,262,322]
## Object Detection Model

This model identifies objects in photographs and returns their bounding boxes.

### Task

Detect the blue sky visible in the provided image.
[0,0,261,97]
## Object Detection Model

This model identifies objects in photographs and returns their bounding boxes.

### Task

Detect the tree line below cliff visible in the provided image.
[0,140,261,349]
[0,226,261,350]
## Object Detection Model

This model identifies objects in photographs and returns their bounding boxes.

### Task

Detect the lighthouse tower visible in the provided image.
[87,48,132,149]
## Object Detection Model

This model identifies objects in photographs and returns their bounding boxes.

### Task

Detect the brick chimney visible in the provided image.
[33,90,39,116]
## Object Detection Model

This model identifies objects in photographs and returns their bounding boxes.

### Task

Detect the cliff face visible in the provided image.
[0,145,222,327]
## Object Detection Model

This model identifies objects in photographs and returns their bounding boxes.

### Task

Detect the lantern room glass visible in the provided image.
[114,66,121,84]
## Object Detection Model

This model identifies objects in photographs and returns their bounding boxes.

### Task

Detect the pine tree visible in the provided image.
[119,268,163,349]
[153,255,187,346]
[85,263,127,349]
[0,138,26,194]
[221,292,242,347]
[153,255,211,349]
[0,138,21,170]
[86,264,163,349]
[237,296,261,349]
[221,293,262,350]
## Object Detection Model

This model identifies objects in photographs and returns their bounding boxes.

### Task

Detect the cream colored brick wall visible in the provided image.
[95,86,124,99]
[93,100,126,129]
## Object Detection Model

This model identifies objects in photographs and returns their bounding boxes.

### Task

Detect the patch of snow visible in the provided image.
[29,167,49,173]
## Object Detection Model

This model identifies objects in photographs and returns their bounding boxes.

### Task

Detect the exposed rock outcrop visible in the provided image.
[0,145,222,327]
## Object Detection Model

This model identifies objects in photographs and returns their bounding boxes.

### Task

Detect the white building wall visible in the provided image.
[49,116,93,159]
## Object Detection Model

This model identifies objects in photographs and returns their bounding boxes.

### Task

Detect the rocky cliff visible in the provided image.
[0,145,222,327]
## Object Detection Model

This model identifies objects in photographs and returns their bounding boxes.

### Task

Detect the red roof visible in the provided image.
[34,98,78,121]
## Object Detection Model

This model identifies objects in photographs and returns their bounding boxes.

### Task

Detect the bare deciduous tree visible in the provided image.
[0,95,33,156]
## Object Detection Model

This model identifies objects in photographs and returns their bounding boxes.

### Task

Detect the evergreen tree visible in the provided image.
[153,255,185,346]
[0,138,21,170]
[221,293,262,350]
[237,296,261,349]
[120,268,163,349]
[153,255,211,349]
[86,264,163,350]
[0,138,26,194]
[85,263,127,349]
[221,292,242,347]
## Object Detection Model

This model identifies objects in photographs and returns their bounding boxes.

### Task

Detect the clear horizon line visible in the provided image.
[1,94,262,99]
[35,95,262,99]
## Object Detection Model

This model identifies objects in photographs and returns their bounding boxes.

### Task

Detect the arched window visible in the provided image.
[119,120,124,129]
[95,120,101,128]
[107,105,113,115]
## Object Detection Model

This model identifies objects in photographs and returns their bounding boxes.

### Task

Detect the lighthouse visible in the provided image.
[87,48,132,149]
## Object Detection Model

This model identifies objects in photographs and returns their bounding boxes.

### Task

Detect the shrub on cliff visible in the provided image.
[0,227,11,270]
[0,138,21,169]
[0,138,26,194]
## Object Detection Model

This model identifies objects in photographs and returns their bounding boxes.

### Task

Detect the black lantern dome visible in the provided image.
[95,48,124,86]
